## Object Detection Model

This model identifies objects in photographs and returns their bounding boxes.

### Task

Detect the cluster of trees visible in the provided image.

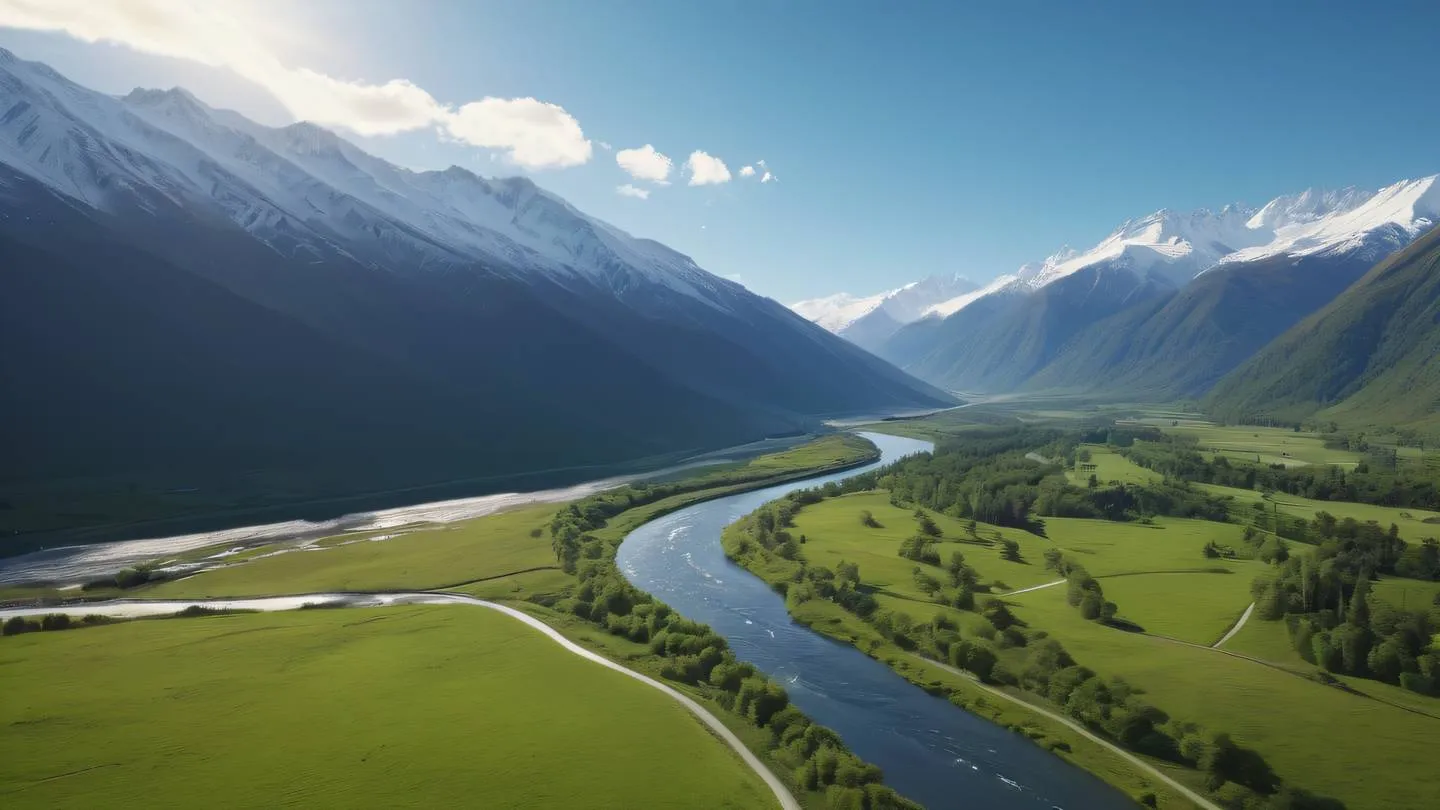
[1043,549,1119,623]
[2,613,107,636]
[552,486,915,809]
[726,481,1343,809]
[1251,514,1440,695]
[863,427,1232,532]
[1122,435,1440,512]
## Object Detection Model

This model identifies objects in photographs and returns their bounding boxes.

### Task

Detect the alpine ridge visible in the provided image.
[0,49,951,539]
[820,172,1438,396]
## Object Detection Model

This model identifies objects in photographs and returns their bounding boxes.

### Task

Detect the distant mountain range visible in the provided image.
[0,49,950,519]
[793,173,1439,419]
[791,274,977,354]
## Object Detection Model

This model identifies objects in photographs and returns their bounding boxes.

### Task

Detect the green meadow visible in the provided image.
[1068,445,1163,486]
[146,503,559,598]
[1002,585,1440,810]
[776,489,1440,810]
[0,605,774,809]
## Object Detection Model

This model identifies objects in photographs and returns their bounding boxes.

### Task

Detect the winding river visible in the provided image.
[2,431,1132,809]
[617,432,1131,810]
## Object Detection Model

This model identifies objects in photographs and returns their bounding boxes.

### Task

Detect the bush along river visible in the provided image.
[616,431,1132,810]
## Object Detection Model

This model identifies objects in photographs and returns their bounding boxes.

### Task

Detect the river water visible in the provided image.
[616,431,1131,810]
[3,430,1133,809]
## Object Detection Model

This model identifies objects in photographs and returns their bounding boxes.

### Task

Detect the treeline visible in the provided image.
[1121,435,1440,512]
[547,484,917,810]
[1043,549,1119,623]
[864,427,1231,529]
[1252,512,1440,695]
[2,612,111,636]
[725,493,1343,810]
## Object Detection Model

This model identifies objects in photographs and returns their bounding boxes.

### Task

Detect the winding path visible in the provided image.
[3,593,800,810]
[441,596,800,810]
[909,653,1223,810]
[1003,579,1065,597]
[1213,602,1255,649]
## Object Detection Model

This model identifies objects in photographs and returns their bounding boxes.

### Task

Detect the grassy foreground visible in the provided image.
[0,605,773,808]
[6,433,904,810]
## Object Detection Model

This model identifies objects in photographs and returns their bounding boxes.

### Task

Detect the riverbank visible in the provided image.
[3,435,910,810]
[723,518,1205,809]
[617,432,1135,810]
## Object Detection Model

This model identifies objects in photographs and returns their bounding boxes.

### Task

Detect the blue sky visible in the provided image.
[3,1,1438,302]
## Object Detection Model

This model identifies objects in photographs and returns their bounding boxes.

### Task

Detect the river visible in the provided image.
[3,430,1132,809]
[616,431,1131,810]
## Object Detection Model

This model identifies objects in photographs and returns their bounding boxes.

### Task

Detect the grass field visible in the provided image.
[1066,441,1440,543]
[145,503,559,598]
[1194,482,1440,543]
[1160,424,1364,468]
[789,492,1260,646]
[0,606,774,809]
[776,489,1440,810]
[1069,445,1163,486]
[1002,585,1440,810]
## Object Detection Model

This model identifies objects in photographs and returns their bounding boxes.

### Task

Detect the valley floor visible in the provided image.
[728,487,1440,810]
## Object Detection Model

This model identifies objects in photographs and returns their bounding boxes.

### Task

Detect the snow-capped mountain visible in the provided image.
[1221,176,1439,266]
[0,49,950,523]
[872,173,1437,394]
[792,274,976,332]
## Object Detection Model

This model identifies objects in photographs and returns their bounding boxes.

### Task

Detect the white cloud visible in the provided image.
[446,97,591,168]
[598,141,612,150]
[615,144,672,183]
[757,159,767,167]
[761,171,776,183]
[685,150,731,186]
[739,165,756,177]
[0,0,591,168]
[616,184,650,199]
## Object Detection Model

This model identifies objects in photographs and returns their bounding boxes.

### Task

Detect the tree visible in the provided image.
[3,616,33,636]
[1079,592,1104,621]
[859,510,881,529]
[999,538,1021,562]
[946,551,973,587]
[1043,547,1064,571]
[912,567,942,597]
[1366,638,1410,684]
[1348,575,1373,629]
[965,642,998,682]
[39,614,71,631]
[981,599,1016,630]
[1332,623,1373,675]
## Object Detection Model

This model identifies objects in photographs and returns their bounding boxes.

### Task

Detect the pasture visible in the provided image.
[1002,585,1440,810]
[0,605,774,809]
[779,490,1440,810]
[145,503,559,598]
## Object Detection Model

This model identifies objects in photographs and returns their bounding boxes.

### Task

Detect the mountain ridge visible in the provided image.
[0,50,950,539]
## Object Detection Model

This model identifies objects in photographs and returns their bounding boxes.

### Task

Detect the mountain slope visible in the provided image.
[1204,225,1440,431]
[0,50,949,538]
[875,176,1436,395]
[1024,247,1395,398]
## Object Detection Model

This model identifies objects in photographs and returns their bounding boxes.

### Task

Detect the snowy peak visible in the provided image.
[791,273,976,333]
[1222,175,1439,265]
[1246,186,1373,230]
[0,52,742,311]
[924,174,1436,322]
[1028,204,1266,289]
[791,292,889,332]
